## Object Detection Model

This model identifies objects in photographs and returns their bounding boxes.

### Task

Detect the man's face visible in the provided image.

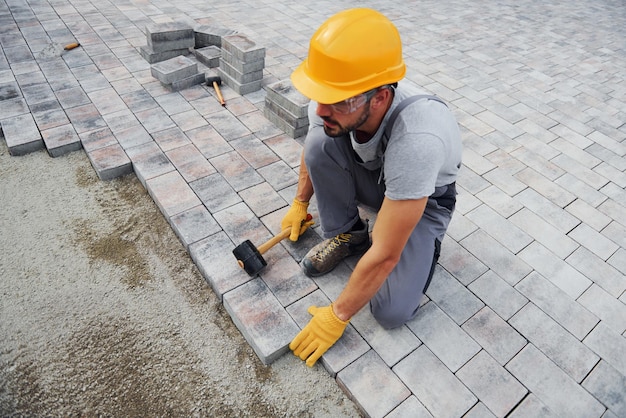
[315,91,375,137]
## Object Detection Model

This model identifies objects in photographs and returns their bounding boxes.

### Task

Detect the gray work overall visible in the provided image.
[304,96,456,329]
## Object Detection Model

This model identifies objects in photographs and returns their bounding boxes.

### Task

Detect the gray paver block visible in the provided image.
[457,350,528,417]
[507,393,560,418]
[188,232,250,299]
[169,205,221,249]
[467,270,528,320]
[85,143,132,181]
[219,59,262,84]
[350,308,421,368]
[139,45,190,64]
[583,322,626,376]
[41,124,82,157]
[221,48,265,73]
[264,81,310,118]
[193,25,237,48]
[510,303,600,382]
[125,141,176,188]
[462,307,527,366]
[385,396,433,418]
[170,72,205,92]
[263,105,308,139]
[221,34,265,62]
[145,170,202,218]
[146,21,194,53]
[393,345,477,418]
[506,344,605,417]
[216,67,262,95]
[79,127,118,153]
[190,173,241,213]
[577,284,626,334]
[258,248,317,307]
[193,45,220,68]
[425,265,484,324]
[461,229,533,285]
[210,151,264,192]
[264,99,309,129]
[1,113,44,156]
[336,350,410,418]
[582,360,626,417]
[223,278,300,365]
[438,238,487,285]
[151,55,198,85]
[407,302,480,372]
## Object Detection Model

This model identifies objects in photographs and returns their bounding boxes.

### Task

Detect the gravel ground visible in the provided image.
[0,141,360,417]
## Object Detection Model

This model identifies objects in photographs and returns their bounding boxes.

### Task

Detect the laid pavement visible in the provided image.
[1,0,625,416]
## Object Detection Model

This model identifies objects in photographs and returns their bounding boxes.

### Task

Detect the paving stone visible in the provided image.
[565,198,612,232]
[518,241,592,299]
[516,167,577,208]
[509,303,599,382]
[238,111,284,141]
[385,396,433,418]
[102,109,139,134]
[509,208,579,259]
[460,230,532,286]
[188,231,250,299]
[85,142,132,181]
[336,350,411,418]
[263,134,303,168]
[125,141,175,188]
[210,151,264,192]
[185,125,232,159]
[445,212,478,242]
[506,344,605,418]
[457,350,527,417]
[170,108,206,132]
[41,123,81,157]
[113,124,153,150]
[79,126,118,153]
[219,59,262,84]
[475,184,523,218]
[169,205,221,249]
[229,134,280,169]
[515,272,599,340]
[192,45,220,67]
[120,89,158,113]
[507,394,560,418]
[406,302,480,372]
[577,284,626,334]
[393,345,477,418]
[467,271,528,320]
[165,143,215,182]
[134,106,175,134]
[1,113,44,155]
[555,173,609,209]
[463,402,497,418]
[216,68,262,95]
[204,108,251,140]
[582,360,626,418]
[169,72,205,92]
[151,126,190,152]
[190,173,241,213]
[223,278,300,365]
[569,222,620,261]
[139,45,190,64]
[583,322,626,377]
[286,290,370,376]
[193,25,237,48]
[516,188,581,233]
[463,306,527,366]
[30,99,70,131]
[221,33,265,63]
[145,21,194,53]
[466,204,532,254]
[426,266,484,324]
[0,97,29,120]
[65,103,106,134]
[258,247,317,307]
[256,160,298,191]
[146,170,202,218]
[238,182,286,218]
[87,86,127,115]
[150,55,198,85]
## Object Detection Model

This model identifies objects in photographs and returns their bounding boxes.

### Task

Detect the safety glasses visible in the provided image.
[327,88,378,114]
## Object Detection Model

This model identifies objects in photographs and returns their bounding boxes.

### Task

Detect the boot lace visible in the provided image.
[312,233,352,262]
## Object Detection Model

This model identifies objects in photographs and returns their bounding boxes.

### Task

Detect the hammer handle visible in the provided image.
[213,81,226,106]
[257,217,314,255]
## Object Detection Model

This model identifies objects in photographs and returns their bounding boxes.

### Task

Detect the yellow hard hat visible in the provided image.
[291,8,406,104]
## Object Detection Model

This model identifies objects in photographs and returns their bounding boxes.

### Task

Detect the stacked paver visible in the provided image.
[150,55,205,91]
[140,22,195,63]
[192,25,237,68]
[218,34,265,95]
[264,80,310,138]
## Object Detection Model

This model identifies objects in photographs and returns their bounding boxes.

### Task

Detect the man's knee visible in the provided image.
[370,297,420,329]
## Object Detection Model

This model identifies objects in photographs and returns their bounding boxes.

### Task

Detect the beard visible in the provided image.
[321,105,370,138]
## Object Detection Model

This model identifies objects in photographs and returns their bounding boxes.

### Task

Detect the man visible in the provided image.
[282,8,463,367]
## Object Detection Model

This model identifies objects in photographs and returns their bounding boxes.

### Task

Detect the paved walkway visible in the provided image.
[2,0,625,416]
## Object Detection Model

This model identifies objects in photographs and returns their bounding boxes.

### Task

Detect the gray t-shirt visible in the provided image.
[308,81,462,201]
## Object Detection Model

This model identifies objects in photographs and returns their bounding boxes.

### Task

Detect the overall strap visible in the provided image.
[383,94,447,142]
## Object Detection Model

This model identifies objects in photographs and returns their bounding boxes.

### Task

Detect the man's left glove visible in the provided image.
[289,305,349,367]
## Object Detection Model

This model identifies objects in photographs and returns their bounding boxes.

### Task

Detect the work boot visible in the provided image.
[301,220,370,277]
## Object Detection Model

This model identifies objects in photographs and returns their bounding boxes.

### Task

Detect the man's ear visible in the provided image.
[371,88,392,110]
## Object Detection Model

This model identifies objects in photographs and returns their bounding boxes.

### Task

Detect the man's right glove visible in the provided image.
[289,305,349,367]
[281,199,310,241]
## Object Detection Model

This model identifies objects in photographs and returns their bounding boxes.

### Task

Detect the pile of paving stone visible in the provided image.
[141,21,309,136]
[264,80,310,138]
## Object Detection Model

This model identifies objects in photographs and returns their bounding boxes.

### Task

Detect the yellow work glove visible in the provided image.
[281,199,310,241]
[289,305,349,367]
